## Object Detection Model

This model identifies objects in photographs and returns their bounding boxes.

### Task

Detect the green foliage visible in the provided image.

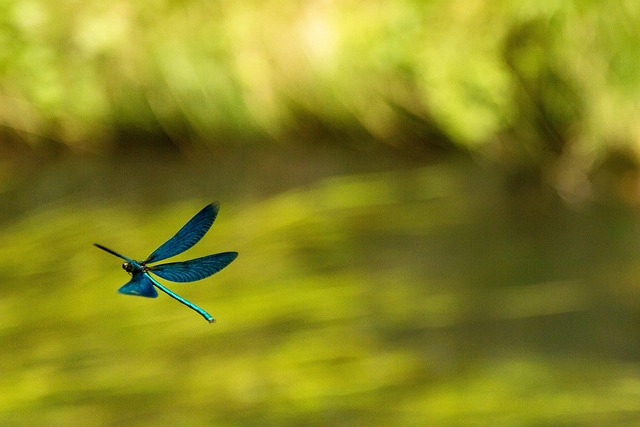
[1,0,639,166]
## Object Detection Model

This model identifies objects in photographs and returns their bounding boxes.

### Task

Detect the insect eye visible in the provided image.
[122,261,131,272]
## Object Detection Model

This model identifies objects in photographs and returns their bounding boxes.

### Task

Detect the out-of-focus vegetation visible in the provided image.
[2,2,640,172]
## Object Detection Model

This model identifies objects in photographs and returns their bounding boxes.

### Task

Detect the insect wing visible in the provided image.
[150,252,238,282]
[118,271,159,298]
[94,243,137,264]
[145,203,219,264]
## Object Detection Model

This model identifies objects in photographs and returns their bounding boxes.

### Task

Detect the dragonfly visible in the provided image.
[94,202,237,323]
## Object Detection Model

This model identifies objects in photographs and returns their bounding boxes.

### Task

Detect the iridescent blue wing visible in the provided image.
[149,252,238,282]
[118,271,159,298]
[94,243,137,264]
[145,203,219,264]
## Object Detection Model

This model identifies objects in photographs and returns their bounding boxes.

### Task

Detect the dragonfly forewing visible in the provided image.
[94,243,138,265]
[145,202,219,264]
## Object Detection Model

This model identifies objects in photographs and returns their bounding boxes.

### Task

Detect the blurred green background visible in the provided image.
[3,1,640,425]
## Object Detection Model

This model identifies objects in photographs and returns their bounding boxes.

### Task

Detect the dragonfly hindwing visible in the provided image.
[150,252,238,282]
[118,271,158,298]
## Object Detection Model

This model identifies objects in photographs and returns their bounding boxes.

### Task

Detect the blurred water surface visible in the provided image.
[1,146,640,426]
